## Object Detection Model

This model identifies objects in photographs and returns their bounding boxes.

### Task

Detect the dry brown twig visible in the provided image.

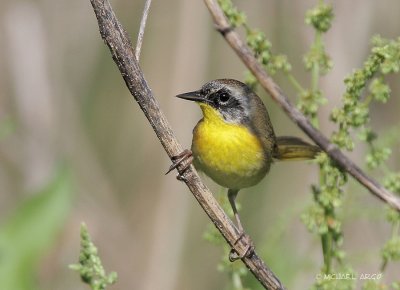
[203,0,400,212]
[89,0,285,289]
[135,0,151,61]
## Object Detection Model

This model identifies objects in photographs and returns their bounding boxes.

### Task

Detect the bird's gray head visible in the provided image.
[176,79,257,124]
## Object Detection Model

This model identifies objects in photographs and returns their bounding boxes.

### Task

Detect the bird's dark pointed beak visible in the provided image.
[176,90,207,103]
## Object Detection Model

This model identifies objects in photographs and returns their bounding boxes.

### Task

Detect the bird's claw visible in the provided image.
[229,232,255,262]
[166,149,193,180]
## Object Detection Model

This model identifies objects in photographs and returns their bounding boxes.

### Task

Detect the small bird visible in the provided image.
[169,79,320,259]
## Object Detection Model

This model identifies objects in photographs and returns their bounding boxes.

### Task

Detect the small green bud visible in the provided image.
[331,130,354,150]
[272,54,292,73]
[369,78,391,103]
[244,70,258,90]
[371,36,400,74]
[70,224,117,290]
[218,0,246,27]
[349,105,369,127]
[304,45,333,74]
[384,173,400,194]
[358,127,377,142]
[381,237,400,263]
[301,203,328,235]
[366,147,391,169]
[305,3,334,33]
[385,206,400,223]
[246,29,271,55]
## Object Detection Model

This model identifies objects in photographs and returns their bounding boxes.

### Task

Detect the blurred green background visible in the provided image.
[0,0,399,289]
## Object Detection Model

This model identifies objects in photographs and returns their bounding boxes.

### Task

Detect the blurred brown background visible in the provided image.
[0,0,399,289]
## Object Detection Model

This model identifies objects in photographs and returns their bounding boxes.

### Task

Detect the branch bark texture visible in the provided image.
[204,0,400,211]
[89,0,285,289]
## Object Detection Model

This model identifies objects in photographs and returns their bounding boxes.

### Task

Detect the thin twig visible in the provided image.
[135,0,152,61]
[203,0,400,212]
[88,0,285,289]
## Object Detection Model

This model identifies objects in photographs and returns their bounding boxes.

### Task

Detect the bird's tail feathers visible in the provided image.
[273,136,320,161]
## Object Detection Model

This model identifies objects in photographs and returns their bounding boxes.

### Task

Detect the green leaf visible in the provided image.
[0,167,73,290]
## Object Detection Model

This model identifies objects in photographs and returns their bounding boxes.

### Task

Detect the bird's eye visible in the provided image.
[217,92,230,104]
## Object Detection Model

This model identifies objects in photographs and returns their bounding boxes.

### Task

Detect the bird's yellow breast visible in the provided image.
[192,104,269,190]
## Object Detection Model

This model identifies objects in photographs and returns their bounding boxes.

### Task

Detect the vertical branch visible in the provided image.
[88,0,286,289]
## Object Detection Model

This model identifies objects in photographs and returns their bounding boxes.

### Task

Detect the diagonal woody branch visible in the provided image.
[89,0,285,289]
[204,0,400,211]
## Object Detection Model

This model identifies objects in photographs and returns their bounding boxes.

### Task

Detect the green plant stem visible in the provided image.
[243,23,249,32]
[380,258,388,272]
[311,32,322,94]
[319,169,333,274]
[363,94,374,106]
[311,61,320,94]
[313,26,333,273]
[321,232,332,274]
[392,220,400,239]
[232,272,244,290]
[286,72,307,95]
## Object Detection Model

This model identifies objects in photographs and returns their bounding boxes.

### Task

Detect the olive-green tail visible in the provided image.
[273,136,321,160]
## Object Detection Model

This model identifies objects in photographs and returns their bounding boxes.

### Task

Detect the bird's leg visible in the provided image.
[165,149,193,180]
[228,189,244,232]
[227,189,255,262]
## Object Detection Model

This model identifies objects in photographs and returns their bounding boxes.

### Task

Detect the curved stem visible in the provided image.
[286,72,307,95]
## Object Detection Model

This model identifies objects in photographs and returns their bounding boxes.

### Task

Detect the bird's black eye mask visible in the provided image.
[206,89,240,109]
[204,89,247,124]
